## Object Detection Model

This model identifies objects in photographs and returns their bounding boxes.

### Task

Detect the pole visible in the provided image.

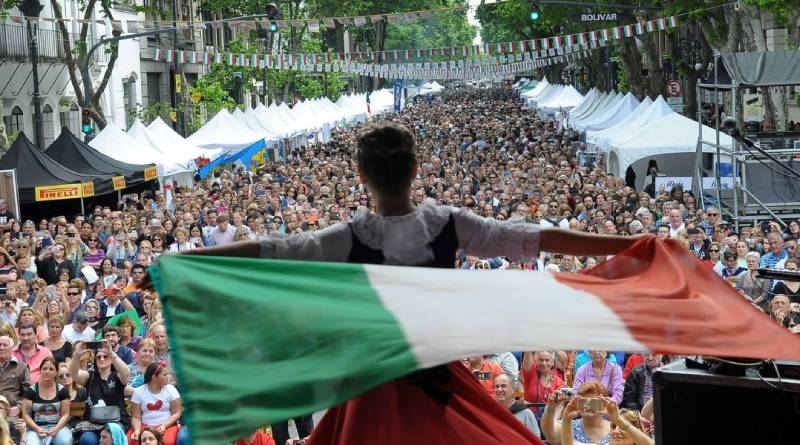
[171,0,182,135]
[731,85,739,232]
[26,17,44,149]
[713,51,722,211]
[695,81,705,210]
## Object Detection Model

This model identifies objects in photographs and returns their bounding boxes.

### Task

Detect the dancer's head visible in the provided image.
[356,123,417,199]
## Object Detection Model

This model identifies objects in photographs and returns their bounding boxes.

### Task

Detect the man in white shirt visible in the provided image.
[668,209,685,238]
[62,311,96,343]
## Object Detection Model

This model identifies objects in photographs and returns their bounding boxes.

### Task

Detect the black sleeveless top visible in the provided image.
[347,214,458,268]
[347,214,459,403]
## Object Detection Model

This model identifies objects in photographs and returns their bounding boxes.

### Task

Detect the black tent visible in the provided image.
[45,127,157,191]
[0,133,113,204]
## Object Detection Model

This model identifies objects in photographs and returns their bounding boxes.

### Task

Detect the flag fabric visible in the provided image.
[668,15,678,28]
[95,309,144,340]
[151,237,800,444]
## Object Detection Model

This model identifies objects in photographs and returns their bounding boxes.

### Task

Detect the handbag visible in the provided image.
[89,406,121,424]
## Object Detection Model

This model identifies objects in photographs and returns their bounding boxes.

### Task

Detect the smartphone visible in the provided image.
[84,341,103,350]
[578,397,604,413]
[473,371,492,380]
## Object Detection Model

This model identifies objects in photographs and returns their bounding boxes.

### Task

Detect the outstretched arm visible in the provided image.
[540,229,643,256]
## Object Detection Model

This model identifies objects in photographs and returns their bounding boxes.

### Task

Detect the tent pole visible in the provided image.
[80,197,85,214]
[713,50,722,213]
[731,85,739,233]
[695,82,704,210]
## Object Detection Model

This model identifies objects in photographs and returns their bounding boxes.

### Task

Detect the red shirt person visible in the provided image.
[521,351,564,414]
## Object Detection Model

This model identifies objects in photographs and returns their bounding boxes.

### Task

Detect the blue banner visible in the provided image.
[393,79,404,112]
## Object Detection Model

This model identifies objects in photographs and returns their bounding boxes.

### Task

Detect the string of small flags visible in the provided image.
[1,0,510,29]
[154,41,604,81]
[150,15,678,66]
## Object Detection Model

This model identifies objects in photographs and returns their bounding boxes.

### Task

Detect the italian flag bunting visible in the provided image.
[531,39,540,51]
[165,49,174,63]
[405,49,412,60]
[635,21,646,34]
[520,40,527,52]
[623,24,635,37]
[496,42,503,53]
[579,33,588,45]
[461,46,468,57]
[646,19,657,32]
[416,48,424,58]
[151,238,800,445]
[600,29,611,40]
[213,53,221,64]
[553,36,563,49]
[657,17,669,30]
[668,16,679,28]
[541,38,550,50]
[393,49,399,60]
[612,27,623,39]
[154,49,162,61]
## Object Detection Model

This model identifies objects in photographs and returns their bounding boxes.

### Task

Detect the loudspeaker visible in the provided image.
[654,360,800,445]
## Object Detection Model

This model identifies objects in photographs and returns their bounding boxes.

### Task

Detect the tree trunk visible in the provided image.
[0,118,8,156]
[619,38,647,97]
[741,4,785,130]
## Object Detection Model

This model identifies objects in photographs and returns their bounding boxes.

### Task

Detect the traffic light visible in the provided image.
[81,108,93,135]
[529,0,541,21]
[269,21,278,32]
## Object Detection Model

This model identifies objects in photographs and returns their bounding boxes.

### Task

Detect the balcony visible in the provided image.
[0,22,108,64]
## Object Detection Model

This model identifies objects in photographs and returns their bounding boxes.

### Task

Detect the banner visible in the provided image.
[34,184,82,202]
[393,79,404,112]
[112,176,127,191]
[144,166,159,181]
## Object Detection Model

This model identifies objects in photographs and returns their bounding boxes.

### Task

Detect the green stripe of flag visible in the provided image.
[151,255,418,445]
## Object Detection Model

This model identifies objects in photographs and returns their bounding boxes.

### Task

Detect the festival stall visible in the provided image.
[90,122,196,188]
[45,128,157,194]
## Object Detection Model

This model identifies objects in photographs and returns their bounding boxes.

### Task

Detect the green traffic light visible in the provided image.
[269,22,278,32]
[82,124,91,134]
[530,11,540,20]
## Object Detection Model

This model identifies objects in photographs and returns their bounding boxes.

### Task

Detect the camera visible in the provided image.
[3,301,11,309]
[578,397,605,413]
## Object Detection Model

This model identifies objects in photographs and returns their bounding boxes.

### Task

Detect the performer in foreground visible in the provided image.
[153,122,642,444]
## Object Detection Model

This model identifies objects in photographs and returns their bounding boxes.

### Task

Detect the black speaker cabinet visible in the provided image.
[653,360,800,444]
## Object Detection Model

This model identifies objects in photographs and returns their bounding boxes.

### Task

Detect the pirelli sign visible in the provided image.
[112,176,127,190]
[144,166,158,181]
[34,182,95,201]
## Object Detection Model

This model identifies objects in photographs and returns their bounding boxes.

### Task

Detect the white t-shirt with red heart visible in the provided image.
[131,384,181,426]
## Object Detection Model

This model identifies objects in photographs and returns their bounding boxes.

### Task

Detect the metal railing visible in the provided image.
[0,22,108,63]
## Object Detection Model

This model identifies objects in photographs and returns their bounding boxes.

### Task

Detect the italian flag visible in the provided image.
[151,238,800,445]
[164,49,174,63]
[668,15,679,28]
[612,27,623,39]
[623,24,635,37]
[635,21,646,34]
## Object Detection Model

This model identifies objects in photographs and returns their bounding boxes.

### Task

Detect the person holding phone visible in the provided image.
[542,382,611,445]
[35,244,74,286]
[69,339,130,445]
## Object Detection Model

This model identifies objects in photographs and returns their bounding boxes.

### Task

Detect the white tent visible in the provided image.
[587,96,654,149]
[521,76,549,98]
[583,92,640,132]
[527,84,563,108]
[566,88,599,116]
[605,111,734,183]
[538,86,584,114]
[570,91,620,130]
[90,122,195,186]
[147,118,222,160]
[187,109,265,152]
[569,91,609,123]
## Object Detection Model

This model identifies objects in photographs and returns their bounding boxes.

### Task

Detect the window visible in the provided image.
[42,104,55,147]
[59,103,80,136]
[146,72,162,104]
[5,106,24,135]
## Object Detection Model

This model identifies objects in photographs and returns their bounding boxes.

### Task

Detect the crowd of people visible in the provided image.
[0,85,796,444]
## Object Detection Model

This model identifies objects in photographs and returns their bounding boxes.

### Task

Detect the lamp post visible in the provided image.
[20,0,44,149]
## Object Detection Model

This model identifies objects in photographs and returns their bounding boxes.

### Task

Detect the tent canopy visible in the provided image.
[46,128,153,187]
[0,133,111,203]
[720,50,800,87]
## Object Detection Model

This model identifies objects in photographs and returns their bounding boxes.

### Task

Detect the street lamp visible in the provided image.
[19,0,44,149]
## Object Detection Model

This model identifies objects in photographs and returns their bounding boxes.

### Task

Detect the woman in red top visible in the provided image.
[521,351,565,418]
[701,242,721,270]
